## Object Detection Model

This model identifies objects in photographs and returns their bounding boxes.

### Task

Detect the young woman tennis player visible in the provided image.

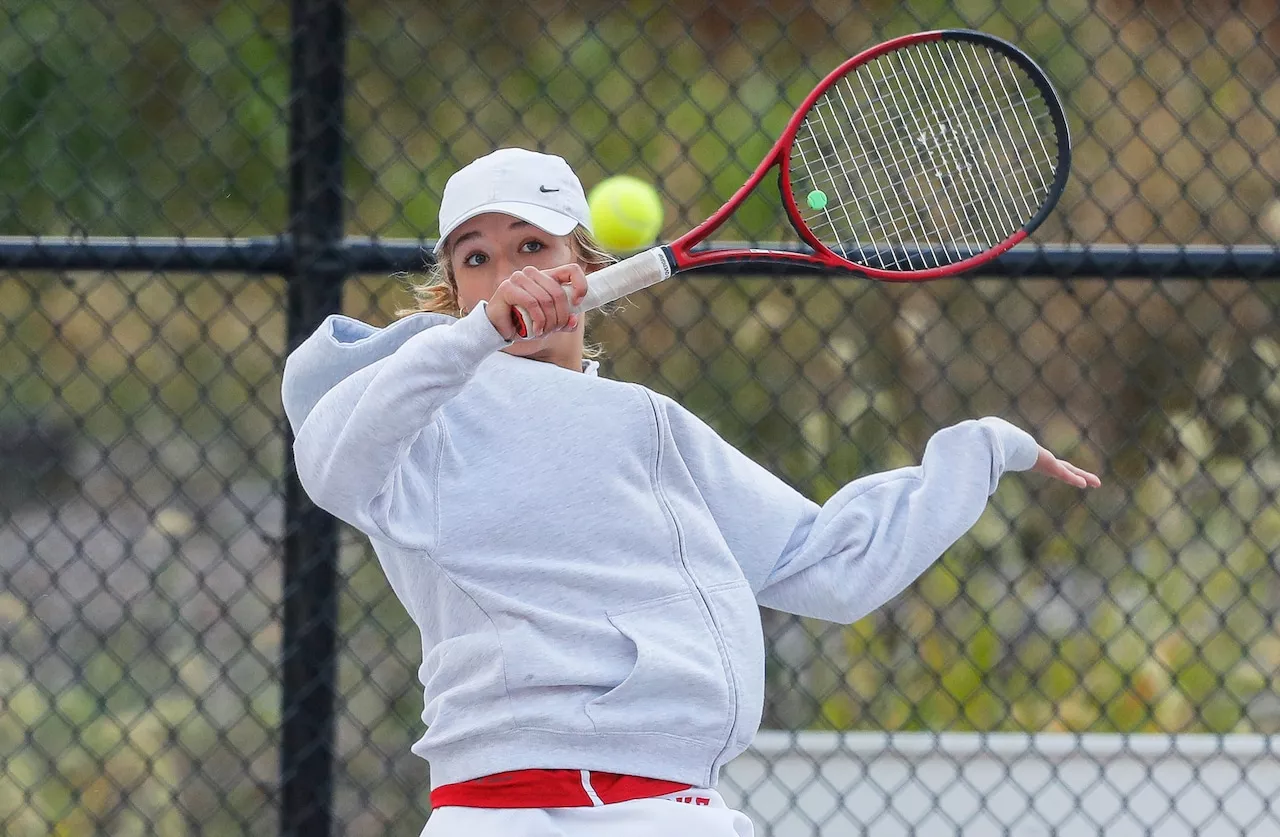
[282,148,1100,836]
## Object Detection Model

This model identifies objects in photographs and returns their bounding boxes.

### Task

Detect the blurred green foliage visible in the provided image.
[3,0,1280,834]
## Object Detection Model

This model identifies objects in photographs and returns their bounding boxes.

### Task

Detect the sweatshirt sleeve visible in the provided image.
[663,400,1040,624]
[287,304,510,538]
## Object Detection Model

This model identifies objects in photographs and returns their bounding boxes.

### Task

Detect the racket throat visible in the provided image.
[658,245,678,275]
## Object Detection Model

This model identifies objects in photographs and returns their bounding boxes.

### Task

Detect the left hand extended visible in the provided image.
[1033,447,1102,488]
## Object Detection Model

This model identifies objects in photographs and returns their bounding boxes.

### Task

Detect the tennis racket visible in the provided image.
[513,28,1070,338]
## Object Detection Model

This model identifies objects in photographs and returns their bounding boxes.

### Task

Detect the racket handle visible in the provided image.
[512,246,672,339]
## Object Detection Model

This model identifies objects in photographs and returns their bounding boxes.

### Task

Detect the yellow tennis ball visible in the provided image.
[588,175,664,253]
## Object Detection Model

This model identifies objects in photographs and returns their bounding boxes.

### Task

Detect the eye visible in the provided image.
[519,239,545,254]
[462,251,488,267]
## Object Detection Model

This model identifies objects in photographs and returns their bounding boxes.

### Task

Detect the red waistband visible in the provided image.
[430,768,693,809]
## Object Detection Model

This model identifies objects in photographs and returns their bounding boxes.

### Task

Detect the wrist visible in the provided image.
[465,300,514,347]
[480,299,514,341]
[977,416,1039,472]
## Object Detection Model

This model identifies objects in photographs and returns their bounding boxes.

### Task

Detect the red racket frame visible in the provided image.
[661,29,1071,282]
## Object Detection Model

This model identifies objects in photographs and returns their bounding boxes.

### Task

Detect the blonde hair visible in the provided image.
[401,226,618,358]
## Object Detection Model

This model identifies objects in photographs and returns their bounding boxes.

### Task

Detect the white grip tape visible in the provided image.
[513,247,672,338]
[579,246,672,311]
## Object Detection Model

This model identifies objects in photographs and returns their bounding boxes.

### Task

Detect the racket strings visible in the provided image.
[852,174,1049,240]
[877,48,1041,259]
[926,57,1032,243]
[922,47,1029,239]
[795,98,1053,192]
[790,38,1060,270]
[895,42,1051,251]
[882,46,1048,261]
[949,46,1054,222]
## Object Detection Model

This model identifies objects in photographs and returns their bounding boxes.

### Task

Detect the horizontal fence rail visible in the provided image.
[5,238,1280,277]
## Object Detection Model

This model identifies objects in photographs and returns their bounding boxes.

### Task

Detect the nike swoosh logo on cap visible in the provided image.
[539,186,560,193]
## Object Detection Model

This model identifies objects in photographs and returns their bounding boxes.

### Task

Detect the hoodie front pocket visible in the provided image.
[585,593,732,743]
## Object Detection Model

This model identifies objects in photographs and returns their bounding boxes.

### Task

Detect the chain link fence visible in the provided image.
[3,0,1280,835]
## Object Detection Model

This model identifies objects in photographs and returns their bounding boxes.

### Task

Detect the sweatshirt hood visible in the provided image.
[282,312,453,434]
[282,310,600,434]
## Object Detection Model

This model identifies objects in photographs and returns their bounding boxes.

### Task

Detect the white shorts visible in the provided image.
[420,787,755,837]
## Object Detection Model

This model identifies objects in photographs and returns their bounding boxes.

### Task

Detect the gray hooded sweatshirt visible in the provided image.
[281,302,1039,789]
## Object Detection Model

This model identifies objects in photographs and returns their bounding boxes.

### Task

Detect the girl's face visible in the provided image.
[448,212,585,366]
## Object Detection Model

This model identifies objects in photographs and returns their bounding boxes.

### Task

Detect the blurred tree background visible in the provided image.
[2,0,1280,834]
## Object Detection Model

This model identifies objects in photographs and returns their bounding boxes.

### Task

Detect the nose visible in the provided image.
[490,253,520,282]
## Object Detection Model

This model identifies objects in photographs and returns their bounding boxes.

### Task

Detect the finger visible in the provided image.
[510,299,543,338]
[516,268,561,332]
[517,270,563,332]
[1067,462,1102,487]
[1036,449,1100,489]
[1058,460,1087,484]
[1060,459,1090,478]
[525,267,574,331]
[1063,464,1093,488]
[547,263,589,307]
[1041,458,1080,487]
[529,267,572,324]
[539,266,580,321]
[508,282,550,338]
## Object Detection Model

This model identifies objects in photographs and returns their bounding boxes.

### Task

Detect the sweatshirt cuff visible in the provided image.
[448,301,513,361]
[979,416,1040,472]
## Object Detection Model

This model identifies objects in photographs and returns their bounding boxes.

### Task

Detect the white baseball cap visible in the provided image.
[434,148,592,255]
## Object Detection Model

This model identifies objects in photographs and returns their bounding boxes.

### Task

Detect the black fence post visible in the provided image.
[281,0,347,835]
